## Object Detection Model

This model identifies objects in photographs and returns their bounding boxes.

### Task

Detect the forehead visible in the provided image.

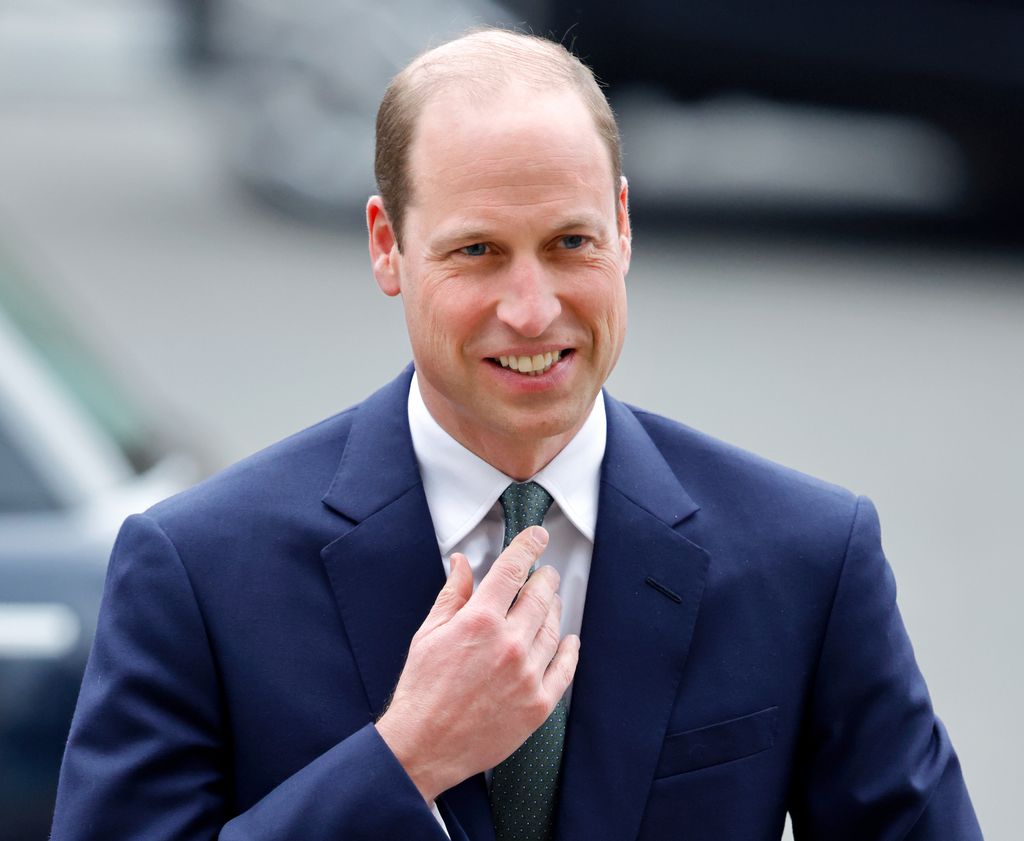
[405,85,616,231]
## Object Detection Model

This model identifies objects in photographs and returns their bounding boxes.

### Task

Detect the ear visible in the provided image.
[616,176,632,276]
[367,196,402,297]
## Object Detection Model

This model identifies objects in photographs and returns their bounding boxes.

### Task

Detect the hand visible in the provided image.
[375,526,580,803]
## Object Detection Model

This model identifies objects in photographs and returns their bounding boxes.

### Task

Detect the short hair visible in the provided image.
[374,28,622,248]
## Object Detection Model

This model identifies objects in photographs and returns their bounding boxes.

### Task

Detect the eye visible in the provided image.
[460,243,489,257]
[560,234,586,250]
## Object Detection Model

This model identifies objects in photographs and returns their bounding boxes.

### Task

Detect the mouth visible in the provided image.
[488,349,571,376]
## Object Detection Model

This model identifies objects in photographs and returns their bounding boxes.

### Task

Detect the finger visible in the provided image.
[542,634,580,700]
[417,553,473,637]
[507,564,559,637]
[473,526,548,613]
[527,592,562,672]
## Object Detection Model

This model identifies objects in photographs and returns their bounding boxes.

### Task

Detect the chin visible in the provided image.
[498,407,585,442]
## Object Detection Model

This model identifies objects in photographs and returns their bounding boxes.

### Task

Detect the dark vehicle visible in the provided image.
[0,250,199,840]
[543,0,1024,215]
[190,0,1024,220]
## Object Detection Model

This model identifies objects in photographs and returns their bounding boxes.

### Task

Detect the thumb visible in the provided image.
[420,553,473,633]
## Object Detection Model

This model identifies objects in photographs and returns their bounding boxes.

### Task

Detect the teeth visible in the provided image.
[495,350,564,375]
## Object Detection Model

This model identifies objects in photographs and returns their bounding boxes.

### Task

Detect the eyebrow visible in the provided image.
[431,228,494,251]
[552,214,608,233]
[430,215,609,251]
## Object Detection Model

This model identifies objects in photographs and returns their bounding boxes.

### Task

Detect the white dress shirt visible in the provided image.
[408,372,605,646]
[406,373,606,835]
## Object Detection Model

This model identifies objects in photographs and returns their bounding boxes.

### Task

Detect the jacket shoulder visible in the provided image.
[627,404,859,530]
[144,405,359,535]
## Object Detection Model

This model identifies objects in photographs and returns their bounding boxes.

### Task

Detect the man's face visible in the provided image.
[369,84,631,467]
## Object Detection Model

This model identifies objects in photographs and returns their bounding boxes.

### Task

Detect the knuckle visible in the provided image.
[562,658,576,683]
[500,637,528,666]
[509,531,544,560]
[521,530,545,554]
[521,586,550,615]
[495,557,528,587]
[539,621,560,650]
[461,607,499,636]
[551,591,563,615]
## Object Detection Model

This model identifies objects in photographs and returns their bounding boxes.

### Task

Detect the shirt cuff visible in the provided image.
[429,800,451,838]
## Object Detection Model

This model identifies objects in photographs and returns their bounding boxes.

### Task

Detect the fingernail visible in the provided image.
[533,526,549,546]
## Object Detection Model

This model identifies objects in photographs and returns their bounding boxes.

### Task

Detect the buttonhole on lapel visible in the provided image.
[645,576,682,603]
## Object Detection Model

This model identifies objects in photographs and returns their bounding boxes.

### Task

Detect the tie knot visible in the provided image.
[499,481,554,548]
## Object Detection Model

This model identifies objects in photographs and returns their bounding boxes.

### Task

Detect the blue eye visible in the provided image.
[561,235,585,249]
[460,243,488,256]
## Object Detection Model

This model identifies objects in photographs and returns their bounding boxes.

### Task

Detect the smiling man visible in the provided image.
[52,28,980,841]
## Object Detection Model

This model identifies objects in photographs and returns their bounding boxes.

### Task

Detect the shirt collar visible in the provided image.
[408,372,606,555]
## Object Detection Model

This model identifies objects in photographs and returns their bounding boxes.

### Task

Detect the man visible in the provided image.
[52,29,981,841]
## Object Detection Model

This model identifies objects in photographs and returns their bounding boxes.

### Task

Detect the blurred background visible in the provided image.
[1,0,1021,837]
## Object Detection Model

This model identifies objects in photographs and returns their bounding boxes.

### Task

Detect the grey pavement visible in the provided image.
[1,75,1021,838]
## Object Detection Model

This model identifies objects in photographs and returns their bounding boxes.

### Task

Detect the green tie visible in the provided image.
[490,481,567,841]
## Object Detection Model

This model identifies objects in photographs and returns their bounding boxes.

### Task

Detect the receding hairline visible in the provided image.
[403,28,585,88]
[374,27,623,244]
[402,31,614,144]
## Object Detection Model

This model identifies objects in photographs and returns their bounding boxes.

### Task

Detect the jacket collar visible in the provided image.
[321,365,421,522]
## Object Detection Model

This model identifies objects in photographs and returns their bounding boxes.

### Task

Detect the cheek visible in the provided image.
[601,291,628,361]
[410,302,454,360]
[568,263,627,340]
[406,277,491,360]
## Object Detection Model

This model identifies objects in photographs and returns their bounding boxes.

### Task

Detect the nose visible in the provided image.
[495,257,561,337]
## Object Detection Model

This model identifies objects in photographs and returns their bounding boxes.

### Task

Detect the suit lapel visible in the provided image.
[319,368,495,840]
[320,368,439,716]
[556,395,710,841]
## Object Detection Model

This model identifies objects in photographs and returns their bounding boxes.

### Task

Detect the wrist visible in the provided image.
[375,713,445,803]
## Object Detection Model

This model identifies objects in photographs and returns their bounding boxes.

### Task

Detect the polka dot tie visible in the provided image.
[490,481,567,841]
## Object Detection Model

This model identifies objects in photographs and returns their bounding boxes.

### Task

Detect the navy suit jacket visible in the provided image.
[52,367,981,840]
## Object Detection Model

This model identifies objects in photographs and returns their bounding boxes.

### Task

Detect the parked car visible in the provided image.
[189,0,1024,220]
[0,248,201,840]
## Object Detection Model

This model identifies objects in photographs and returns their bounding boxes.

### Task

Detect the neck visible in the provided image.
[439,413,582,481]
[416,383,591,480]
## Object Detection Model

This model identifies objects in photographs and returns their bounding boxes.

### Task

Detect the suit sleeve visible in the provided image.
[50,514,448,841]
[789,497,982,840]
